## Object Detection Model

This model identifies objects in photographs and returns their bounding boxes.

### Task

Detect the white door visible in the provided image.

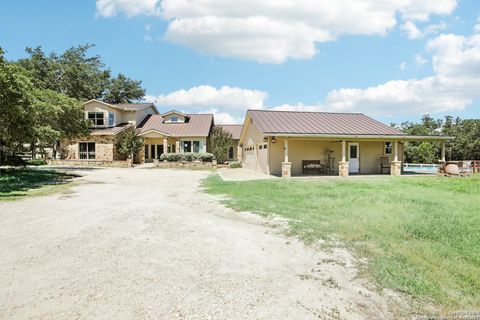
[349,143,359,173]
[243,146,256,171]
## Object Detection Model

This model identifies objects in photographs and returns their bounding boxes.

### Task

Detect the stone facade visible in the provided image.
[62,135,118,161]
[48,159,128,167]
[390,161,402,176]
[339,161,349,177]
[282,162,292,178]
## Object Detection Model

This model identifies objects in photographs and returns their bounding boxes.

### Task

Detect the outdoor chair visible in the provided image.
[302,160,324,175]
[380,156,390,174]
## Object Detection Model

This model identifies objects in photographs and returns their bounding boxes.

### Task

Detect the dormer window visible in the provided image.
[170,116,178,122]
[88,112,104,126]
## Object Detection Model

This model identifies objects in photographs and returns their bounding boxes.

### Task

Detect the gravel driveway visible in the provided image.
[0,168,395,319]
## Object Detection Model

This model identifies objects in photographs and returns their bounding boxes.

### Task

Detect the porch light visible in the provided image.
[263,137,268,142]
[271,137,276,143]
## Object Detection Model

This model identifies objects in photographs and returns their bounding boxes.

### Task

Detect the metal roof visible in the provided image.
[90,123,133,135]
[218,125,243,140]
[137,114,213,137]
[248,110,405,136]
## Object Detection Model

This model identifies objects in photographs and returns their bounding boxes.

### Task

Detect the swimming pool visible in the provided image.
[403,164,439,172]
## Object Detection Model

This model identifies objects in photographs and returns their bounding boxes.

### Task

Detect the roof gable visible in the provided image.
[138,114,213,137]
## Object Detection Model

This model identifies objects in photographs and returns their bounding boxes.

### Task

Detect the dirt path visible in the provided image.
[0,168,395,319]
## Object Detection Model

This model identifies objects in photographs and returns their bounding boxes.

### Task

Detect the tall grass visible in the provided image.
[203,175,480,309]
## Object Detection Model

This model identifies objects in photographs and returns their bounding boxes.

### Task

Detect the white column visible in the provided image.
[175,140,180,154]
[284,137,289,163]
[441,141,446,162]
[394,141,399,162]
[341,140,346,162]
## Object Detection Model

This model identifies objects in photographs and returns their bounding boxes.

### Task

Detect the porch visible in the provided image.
[272,136,449,178]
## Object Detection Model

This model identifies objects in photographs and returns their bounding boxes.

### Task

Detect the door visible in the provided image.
[157,145,164,158]
[349,143,359,173]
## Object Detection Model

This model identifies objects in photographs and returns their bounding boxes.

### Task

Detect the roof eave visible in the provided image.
[266,133,453,141]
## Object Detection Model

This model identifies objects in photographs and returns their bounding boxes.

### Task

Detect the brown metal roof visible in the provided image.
[218,125,243,140]
[90,123,133,135]
[248,110,405,136]
[137,114,213,137]
[114,103,156,111]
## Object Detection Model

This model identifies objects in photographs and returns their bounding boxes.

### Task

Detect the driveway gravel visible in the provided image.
[0,168,395,319]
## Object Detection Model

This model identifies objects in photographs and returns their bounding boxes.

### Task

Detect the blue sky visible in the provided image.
[1,0,480,124]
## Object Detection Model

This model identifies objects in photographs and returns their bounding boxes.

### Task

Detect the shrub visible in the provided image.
[160,152,216,162]
[26,159,47,166]
[229,161,242,168]
[195,152,215,162]
[182,153,195,162]
[160,153,182,162]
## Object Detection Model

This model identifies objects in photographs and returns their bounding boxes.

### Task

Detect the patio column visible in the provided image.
[339,140,349,177]
[163,138,168,156]
[390,141,402,176]
[282,137,291,178]
[175,140,180,154]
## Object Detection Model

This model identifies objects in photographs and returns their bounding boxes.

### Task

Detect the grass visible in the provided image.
[202,175,480,309]
[0,168,78,200]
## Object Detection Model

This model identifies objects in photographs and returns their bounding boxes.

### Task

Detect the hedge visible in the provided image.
[159,152,216,162]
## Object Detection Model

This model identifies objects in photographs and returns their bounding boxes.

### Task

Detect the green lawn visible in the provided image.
[0,168,77,200]
[202,175,480,309]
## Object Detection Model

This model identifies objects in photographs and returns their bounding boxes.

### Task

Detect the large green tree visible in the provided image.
[208,126,234,163]
[18,44,145,102]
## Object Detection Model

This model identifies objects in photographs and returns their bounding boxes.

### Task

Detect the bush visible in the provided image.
[160,153,182,162]
[229,161,242,168]
[195,152,215,162]
[26,159,47,166]
[159,152,216,162]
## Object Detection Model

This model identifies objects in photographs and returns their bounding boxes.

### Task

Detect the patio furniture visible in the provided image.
[302,160,324,175]
[380,156,390,174]
[472,160,480,174]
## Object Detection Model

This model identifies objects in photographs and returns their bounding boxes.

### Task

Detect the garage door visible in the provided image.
[257,143,268,174]
[243,146,256,171]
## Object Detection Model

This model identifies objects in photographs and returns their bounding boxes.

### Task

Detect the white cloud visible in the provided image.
[402,21,423,39]
[96,0,161,17]
[145,85,267,123]
[97,0,457,63]
[414,54,427,66]
[322,30,480,116]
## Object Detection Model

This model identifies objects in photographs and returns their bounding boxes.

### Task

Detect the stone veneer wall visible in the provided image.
[63,135,117,161]
[48,159,128,167]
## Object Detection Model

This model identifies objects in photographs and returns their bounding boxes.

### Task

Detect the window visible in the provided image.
[88,112,104,126]
[144,145,149,159]
[385,142,392,155]
[108,112,115,126]
[193,141,200,153]
[151,144,156,159]
[168,144,176,153]
[259,145,263,150]
[228,147,234,159]
[350,145,358,159]
[171,116,178,122]
[79,142,95,160]
[263,144,268,149]
[157,145,164,157]
[183,141,192,153]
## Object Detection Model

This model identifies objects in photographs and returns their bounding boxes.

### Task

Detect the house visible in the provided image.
[218,125,243,162]
[61,100,213,164]
[239,110,450,177]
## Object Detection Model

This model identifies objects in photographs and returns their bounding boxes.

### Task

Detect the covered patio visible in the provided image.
[275,135,451,178]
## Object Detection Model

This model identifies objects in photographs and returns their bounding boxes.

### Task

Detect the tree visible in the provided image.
[115,129,144,160]
[0,48,36,164]
[208,126,234,163]
[18,45,145,103]
[104,73,146,103]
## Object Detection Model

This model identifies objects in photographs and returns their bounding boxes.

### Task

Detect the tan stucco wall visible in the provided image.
[84,101,122,127]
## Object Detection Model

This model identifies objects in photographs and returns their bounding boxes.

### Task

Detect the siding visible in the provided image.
[269,139,405,176]
[241,117,268,173]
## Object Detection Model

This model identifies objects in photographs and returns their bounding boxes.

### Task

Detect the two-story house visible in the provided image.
[62,99,214,164]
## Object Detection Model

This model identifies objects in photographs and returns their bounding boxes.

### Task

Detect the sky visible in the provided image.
[1,0,480,124]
